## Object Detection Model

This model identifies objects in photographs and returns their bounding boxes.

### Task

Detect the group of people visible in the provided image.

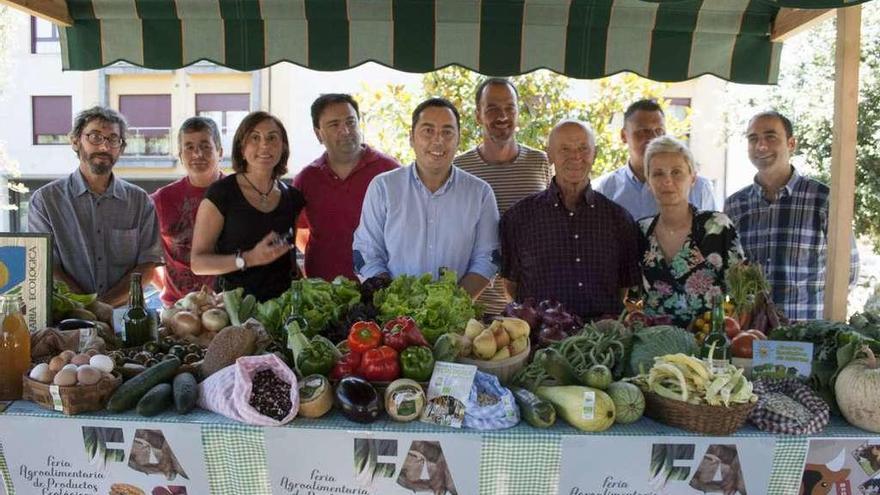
[27,78,859,329]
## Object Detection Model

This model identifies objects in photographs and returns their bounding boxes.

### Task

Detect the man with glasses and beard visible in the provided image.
[28,106,163,306]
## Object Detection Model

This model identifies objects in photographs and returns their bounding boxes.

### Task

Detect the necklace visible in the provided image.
[240,173,275,208]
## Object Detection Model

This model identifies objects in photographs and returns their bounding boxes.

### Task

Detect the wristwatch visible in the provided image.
[234,250,247,271]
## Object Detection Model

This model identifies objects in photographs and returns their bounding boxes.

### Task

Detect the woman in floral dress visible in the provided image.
[637,135,744,328]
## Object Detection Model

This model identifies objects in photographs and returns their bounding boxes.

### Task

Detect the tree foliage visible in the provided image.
[355,67,689,176]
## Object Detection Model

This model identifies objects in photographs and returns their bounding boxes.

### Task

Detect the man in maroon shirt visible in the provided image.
[293,94,400,280]
[500,120,640,319]
[151,117,223,307]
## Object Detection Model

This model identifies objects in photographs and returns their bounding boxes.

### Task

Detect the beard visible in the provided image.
[81,150,116,175]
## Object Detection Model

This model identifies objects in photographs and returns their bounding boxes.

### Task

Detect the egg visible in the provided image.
[48,356,67,372]
[76,365,102,386]
[89,354,115,373]
[58,350,76,363]
[53,368,78,386]
[71,353,91,366]
[29,363,53,384]
[62,363,78,372]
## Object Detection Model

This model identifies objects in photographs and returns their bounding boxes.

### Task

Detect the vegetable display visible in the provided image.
[373,271,477,344]
[256,277,362,341]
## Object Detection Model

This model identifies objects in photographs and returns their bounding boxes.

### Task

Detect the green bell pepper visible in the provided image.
[400,346,435,382]
[296,336,339,377]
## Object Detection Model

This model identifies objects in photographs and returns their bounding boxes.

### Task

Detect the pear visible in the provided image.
[465,319,485,340]
[499,317,530,340]
[507,336,529,357]
[491,347,511,361]
[472,328,497,360]
[491,321,510,349]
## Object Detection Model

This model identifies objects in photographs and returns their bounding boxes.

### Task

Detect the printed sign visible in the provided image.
[421,362,477,428]
[558,435,776,495]
[0,415,210,495]
[802,438,880,495]
[751,340,814,380]
[0,234,52,332]
[265,428,480,495]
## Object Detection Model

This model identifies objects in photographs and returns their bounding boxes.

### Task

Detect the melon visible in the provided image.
[607,381,645,424]
[835,346,880,432]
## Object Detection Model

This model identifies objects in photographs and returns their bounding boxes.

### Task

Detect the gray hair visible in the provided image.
[644,135,695,177]
[69,106,128,144]
[548,119,596,148]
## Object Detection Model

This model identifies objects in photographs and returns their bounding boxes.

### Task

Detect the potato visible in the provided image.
[86,300,114,324]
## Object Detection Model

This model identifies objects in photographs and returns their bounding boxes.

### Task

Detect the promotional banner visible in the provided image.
[802,438,880,495]
[0,416,209,495]
[558,435,776,495]
[265,428,480,495]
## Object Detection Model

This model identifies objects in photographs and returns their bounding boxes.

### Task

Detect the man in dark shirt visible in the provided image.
[500,120,641,318]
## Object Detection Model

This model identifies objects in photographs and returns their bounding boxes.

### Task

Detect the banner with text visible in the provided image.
[265,428,480,495]
[0,416,209,495]
[558,435,776,495]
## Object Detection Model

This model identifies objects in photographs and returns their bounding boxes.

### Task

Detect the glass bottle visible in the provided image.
[122,273,154,347]
[0,294,31,400]
[702,294,729,360]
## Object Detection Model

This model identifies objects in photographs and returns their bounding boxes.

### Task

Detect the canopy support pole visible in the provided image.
[825,6,861,321]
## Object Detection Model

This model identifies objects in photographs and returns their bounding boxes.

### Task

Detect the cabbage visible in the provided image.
[627,325,697,376]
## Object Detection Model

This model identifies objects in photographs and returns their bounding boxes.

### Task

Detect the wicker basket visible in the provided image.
[458,341,530,384]
[643,390,756,435]
[22,372,122,415]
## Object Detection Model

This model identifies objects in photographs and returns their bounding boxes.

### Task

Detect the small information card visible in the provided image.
[751,340,814,380]
[420,362,477,428]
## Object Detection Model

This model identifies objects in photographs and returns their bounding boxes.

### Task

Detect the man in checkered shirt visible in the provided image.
[724,111,859,321]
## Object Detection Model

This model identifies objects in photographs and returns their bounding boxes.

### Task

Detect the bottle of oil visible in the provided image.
[0,294,31,400]
[122,273,154,347]
[702,293,729,360]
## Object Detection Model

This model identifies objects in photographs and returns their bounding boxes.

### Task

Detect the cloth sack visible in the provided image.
[198,353,299,426]
[749,378,829,434]
[464,371,519,430]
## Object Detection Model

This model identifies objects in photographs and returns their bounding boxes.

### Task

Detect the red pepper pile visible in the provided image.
[331,317,434,382]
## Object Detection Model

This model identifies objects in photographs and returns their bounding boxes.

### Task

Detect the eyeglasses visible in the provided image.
[84,131,125,148]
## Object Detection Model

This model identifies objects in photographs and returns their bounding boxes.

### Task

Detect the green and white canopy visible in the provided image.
[59,0,871,83]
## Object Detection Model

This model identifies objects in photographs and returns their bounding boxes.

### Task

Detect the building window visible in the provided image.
[196,93,250,152]
[31,16,60,54]
[119,95,172,156]
[666,97,692,142]
[32,96,71,145]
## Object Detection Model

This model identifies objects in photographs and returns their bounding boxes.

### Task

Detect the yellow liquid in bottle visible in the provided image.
[0,311,31,400]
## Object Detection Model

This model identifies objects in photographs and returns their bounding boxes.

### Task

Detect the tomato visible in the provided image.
[730,331,764,359]
[724,317,741,339]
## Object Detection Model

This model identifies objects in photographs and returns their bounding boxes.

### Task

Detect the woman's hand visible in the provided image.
[243,231,292,268]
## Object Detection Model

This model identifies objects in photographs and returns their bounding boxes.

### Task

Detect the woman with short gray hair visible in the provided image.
[637,135,745,330]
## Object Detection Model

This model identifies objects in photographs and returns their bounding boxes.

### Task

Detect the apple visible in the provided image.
[724,316,741,339]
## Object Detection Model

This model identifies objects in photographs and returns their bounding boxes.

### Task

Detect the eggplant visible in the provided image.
[335,377,382,423]
[57,318,97,331]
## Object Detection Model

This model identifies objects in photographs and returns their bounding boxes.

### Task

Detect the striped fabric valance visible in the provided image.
[60,0,871,83]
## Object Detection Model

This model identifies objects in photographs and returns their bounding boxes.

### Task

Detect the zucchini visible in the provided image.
[172,372,199,414]
[537,348,580,385]
[136,383,173,416]
[510,386,556,428]
[107,357,181,412]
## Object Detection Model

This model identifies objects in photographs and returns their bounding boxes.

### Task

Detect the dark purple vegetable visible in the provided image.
[335,376,382,423]
[538,325,570,347]
[503,298,540,331]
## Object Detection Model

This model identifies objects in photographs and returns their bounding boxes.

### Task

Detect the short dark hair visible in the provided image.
[69,106,128,146]
[623,99,664,124]
[231,111,289,178]
[178,116,221,149]
[411,98,460,133]
[749,110,794,139]
[311,93,360,129]
[474,78,519,108]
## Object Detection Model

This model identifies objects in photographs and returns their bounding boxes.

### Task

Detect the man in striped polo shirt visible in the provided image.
[454,78,553,316]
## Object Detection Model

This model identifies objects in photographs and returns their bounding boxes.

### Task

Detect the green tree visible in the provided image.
[356,67,689,176]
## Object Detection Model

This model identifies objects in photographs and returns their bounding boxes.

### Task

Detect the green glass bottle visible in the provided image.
[122,273,154,347]
[702,294,729,360]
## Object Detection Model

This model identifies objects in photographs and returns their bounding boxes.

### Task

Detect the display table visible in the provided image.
[1,400,876,495]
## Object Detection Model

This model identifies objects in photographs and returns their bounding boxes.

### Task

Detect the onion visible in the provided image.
[201,308,229,333]
[160,306,181,325]
[170,310,202,336]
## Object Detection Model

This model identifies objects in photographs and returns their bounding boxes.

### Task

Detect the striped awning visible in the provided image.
[60,0,871,83]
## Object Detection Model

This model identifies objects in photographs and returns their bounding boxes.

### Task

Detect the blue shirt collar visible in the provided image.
[624,162,645,187]
[70,170,124,199]
[409,162,457,195]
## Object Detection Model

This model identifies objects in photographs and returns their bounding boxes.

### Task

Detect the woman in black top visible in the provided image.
[191,111,305,301]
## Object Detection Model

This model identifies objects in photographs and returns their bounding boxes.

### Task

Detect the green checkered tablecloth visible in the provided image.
[1,401,876,495]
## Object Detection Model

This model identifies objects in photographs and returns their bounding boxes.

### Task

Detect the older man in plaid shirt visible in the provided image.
[724,111,859,321]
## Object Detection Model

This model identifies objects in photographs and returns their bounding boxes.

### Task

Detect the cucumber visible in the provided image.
[510,386,556,428]
[172,372,199,414]
[107,357,181,412]
[136,383,173,416]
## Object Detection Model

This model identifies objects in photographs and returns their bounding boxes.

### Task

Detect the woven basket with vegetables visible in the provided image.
[631,351,757,435]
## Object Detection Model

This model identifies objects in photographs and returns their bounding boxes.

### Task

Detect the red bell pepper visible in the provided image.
[358,345,400,382]
[382,316,429,349]
[348,321,382,354]
[330,352,362,380]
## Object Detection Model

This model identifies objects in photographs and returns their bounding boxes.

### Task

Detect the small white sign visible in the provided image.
[265,428,480,495]
[420,362,477,428]
[558,435,776,495]
[0,415,210,495]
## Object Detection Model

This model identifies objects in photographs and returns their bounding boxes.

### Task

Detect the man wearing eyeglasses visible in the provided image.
[150,117,223,307]
[594,99,716,220]
[28,106,163,306]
